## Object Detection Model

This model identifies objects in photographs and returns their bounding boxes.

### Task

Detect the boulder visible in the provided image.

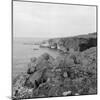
[62,91,72,96]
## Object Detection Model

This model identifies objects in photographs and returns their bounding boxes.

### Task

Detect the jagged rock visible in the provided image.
[14,87,33,99]
[28,70,43,88]
[13,73,31,98]
[13,32,97,98]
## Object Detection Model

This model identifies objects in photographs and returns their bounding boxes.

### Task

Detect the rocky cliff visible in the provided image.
[12,32,97,99]
[48,32,97,53]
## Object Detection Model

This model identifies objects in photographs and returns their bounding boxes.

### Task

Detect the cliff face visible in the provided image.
[79,37,97,51]
[13,47,97,99]
[13,32,97,99]
[48,32,97,52]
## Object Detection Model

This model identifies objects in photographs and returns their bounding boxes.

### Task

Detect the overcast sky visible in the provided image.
[13,1,96,38]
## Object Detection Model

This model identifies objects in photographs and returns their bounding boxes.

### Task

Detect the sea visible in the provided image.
[13,38,60,79]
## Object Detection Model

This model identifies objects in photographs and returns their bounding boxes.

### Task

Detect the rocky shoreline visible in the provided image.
[12,32,97,99]
[40,32,97,53]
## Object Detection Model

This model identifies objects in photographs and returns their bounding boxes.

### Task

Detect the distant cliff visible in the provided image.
[47,32,97,53]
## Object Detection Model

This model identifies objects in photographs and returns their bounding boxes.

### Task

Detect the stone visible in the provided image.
[63,72,68,78]
[62,91,72,96]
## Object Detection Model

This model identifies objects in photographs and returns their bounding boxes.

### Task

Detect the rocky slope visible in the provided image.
[12,33,97,99]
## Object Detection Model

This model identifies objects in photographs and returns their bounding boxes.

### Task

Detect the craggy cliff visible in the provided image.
[47,32,97,52]
[13,32,97,99]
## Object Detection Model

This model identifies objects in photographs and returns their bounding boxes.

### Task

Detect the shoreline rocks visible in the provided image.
[13,33,97,99]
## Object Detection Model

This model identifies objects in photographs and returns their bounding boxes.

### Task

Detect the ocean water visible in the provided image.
[13,38,60,78]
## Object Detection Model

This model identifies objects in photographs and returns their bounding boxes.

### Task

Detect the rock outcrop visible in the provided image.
[13,33,97,99]
[47,32,97,53]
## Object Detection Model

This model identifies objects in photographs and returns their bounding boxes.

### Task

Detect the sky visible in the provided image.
[13,1,96,38]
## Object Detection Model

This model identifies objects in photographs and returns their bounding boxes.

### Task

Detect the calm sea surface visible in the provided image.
[13,38,60,78]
